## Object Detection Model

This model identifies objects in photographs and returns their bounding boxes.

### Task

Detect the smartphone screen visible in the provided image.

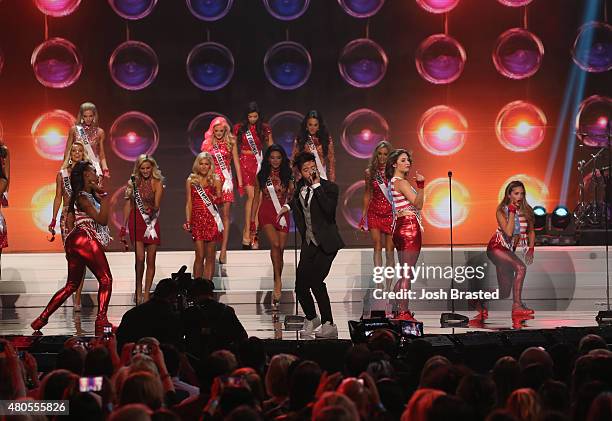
[79,376,103,392]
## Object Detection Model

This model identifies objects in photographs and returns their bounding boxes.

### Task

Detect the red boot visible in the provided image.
[31,316,48,332]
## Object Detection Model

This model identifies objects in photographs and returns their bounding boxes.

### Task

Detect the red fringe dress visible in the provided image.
[190,183,223,243]
[234,123,271,187]
[366,166,393,235]
[126,178,161,245]
[258,168,290,233]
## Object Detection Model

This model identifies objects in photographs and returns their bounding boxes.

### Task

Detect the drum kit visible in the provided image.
[574,125,612,228]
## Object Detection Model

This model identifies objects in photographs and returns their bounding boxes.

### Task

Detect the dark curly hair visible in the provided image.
[384,149,412,180]
[68,161,98,214]
[295,110,331,157]
[257,144,292,190]
[236,101,266,150]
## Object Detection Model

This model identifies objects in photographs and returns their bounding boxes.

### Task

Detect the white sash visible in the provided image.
[0,211,5,234]
[266,177,287,228]
[245,129,263,173]
[306,137,328,180]
[133,182,158,240]
[76,125,102,176]
[212,142,233,193]
[375,171,391,204]
[60,169,72,197]
[194,183,224,232]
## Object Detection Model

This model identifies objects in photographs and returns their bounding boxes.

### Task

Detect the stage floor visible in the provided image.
[0,303,602,339]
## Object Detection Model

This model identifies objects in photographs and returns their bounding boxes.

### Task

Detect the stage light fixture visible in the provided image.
[341,180,366,229]
[186,42,235,91]
[571,21,612,73]
[416,34,466,84]
[493,28,544,79]
[109,0,158,20]
[416,0,459,14]
[418,105,467,156]
[551,206,570,229]
[186,112,232,156]
[110,111,159,161]
[338,0,385,18]
[533,206,546,231]
[31,184,57,233]
[35,0,81,17]
[109,41,159,90]
[31,38,82,88]
[269,111,304,158]
[495,101,546,152]
[340,108,389,158]
[263,0,310,21]
[497,174,549,209]
[575,95,612,147]
[422,178,470,229]
[31,110,76,160]
[338,38,388,88]
[264,41,312,90]
[186,0,233,21]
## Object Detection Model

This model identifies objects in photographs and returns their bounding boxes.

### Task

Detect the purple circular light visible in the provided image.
[418,105,467,156]
[495,100,547,152]
[108,0,158,20]
[340,108,390,159]
[416,0,459,14]
[575,95,611,148]
[264,41,312,90]
[269,110,304,157]
[186,42,235,91]
[337,0,384,18]
[571,22,612,73]
[31,38,82,88]
[31,109,76,160]
[493,28,544,79]
[496,0,533,6]
[109,41,159,90]
[186,0,234,21]
[341,180,366,229]
[35,0,81,17]
[263,0,310,20]
[415,34,466,84]
[187,112,232,156]
[110,111,159,161]
[338,38,388,88]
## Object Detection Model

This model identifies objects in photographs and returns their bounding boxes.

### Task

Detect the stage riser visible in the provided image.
[1,247,610,308]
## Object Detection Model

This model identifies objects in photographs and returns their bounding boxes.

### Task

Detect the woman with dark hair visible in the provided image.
[360,140,395,287]
[234,102,273,249]
[31,161,114,335]
[385,149,425,321]
[253,145,294,307]
[485,180,535,321]
[291,110,335,182]
[0,140,10,276]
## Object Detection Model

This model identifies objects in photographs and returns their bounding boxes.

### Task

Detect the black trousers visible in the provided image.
[295,241,336,324]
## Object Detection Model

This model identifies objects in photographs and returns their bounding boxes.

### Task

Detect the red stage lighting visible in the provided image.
[31,110,76,160]
[422,178,471,229]
[496,101,546,152]
[418,105,467,156]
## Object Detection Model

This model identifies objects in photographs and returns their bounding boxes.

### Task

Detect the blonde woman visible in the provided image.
[183,152,223,280]
[49,141,88,310]
[360,141,395,282]
[120,155,164,304]
[63,102,109,178]
[200,116,242,265]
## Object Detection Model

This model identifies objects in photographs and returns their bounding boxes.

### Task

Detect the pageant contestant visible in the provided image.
[0,140,9,276]
[359,141,395,288]
[486,180,535,320]
[201,117,242,265]
[386,149,425,321]
[121,155,164,304]
[63,102,109,178]
[277,152,344,339]
[32,161,113,334]
[183,152,223,280]
[49,141,89,311]
[254,145,294,307]
[234,102,273,249]
[291,110,336,182]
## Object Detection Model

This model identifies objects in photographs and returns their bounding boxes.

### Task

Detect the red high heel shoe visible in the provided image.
[31,316,48,332]
[511,304,535,317]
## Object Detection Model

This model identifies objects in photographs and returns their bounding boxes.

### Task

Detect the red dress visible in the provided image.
[0,154,7,249]
[201,139,234,203]
[366,166,393,235]
[258,168,290,232]
[234,123,271,187]
[190,183,223,242]
[126,178,161,245]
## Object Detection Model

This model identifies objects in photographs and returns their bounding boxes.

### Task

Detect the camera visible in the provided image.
[102,326,112,341]
[79,376,103,392]
[132,344,151,356]
[222,375,247,388]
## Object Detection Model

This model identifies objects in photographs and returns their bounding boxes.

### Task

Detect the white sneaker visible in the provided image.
[300,316,321,339]
[315,322,338,339]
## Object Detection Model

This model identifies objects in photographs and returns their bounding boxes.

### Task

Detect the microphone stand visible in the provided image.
[131,176,139,305]
[440,171,469,327]
[596,120,612,324]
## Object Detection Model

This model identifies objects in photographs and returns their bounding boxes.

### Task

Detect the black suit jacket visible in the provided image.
[290,178,345,254]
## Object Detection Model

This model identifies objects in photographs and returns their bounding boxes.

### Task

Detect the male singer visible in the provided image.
[278,152,345,339]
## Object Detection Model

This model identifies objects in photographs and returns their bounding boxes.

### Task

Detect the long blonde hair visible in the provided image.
[203,116,235,151]
[367,140,394,183]
[76,102,99,126]
[497,180,534,228]
[188,152,216,186]
[61,141,89,170]
[125,154,165,197]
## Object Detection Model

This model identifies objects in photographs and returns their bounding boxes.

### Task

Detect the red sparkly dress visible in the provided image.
[234,123,271,187]
[75,124,102,173]
[0,154,7,249]
[126,177,161,245]
[258,168,290,232]
[190,183,223,242]
[366,166,393,235]
[58,168,73,244]
[291,135,336,182]
[201,139,234,203]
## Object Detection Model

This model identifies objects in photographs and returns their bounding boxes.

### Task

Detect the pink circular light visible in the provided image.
[571,22,612,73]
[497,174,549,208]
[110,111,159,161]
[497,0,533,7]
[495,101,546,152]
[575,95,612,147]
[416,34,466,84]
[493,28,544,79]
[416,0,459,14]
[341,180,366,229]
[31,37,82,88]
[35,0,81,17]
[340,108,390,159]
[422,177,470,229]
[31,183,57,233]
[31,109,76,160]
[418,105,467,156]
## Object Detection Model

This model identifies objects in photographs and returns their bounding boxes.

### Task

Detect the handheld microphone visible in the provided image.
[131,175,136,183]
[448,171,453,178]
